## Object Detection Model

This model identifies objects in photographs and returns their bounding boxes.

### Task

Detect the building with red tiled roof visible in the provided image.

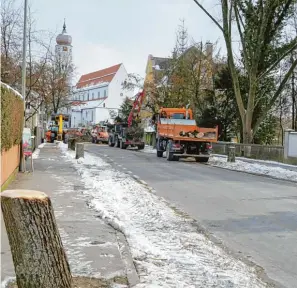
[70,63,133,127]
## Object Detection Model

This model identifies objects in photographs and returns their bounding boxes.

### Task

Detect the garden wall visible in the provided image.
[1,83,24,188]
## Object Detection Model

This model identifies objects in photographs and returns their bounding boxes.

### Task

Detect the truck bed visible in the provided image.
[158,118,218,142]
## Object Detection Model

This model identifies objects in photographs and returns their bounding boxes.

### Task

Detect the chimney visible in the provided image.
[205,41,213,59]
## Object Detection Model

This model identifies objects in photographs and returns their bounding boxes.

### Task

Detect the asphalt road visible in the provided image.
[85,144,297,288]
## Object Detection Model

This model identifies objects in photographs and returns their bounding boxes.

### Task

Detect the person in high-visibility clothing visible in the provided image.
[46,130,51,142]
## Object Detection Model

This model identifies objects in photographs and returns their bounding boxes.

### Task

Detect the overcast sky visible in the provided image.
[28,0,225,81]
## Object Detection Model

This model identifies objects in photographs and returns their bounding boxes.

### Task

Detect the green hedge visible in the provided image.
[1,84,24,151]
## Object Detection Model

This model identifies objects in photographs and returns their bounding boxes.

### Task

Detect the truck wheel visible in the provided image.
[120,141,127,149]
[108,137,114,147]
[138,144,145,150]
[195,157,209,163]
[166,140,174,161]
[115,137,120,148]
[157,151,163,157]
[156,139,164,157]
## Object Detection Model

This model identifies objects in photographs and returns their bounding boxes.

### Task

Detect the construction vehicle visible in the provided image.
[108,91,145,150]
[50,114,70,141]
[155,107,218,162]
[108,122,145,149]
[95,125,109,144]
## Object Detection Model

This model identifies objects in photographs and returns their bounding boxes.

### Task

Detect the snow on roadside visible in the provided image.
[209,156,297,182]
[142,145,156,154]
[32,143,46,159]
[141,145,297,182]
[59,143,267,288]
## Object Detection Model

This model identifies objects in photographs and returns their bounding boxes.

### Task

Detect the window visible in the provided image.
[80,94,84,101]
[84,93,88,101]
[104,90,107,97]
[103,103,105,108]
[92,93,94,100]
[98,91,100,98]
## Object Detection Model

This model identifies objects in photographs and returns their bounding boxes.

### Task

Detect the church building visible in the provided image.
[70,63,133,127]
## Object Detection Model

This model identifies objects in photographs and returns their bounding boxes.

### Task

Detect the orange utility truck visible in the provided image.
[155,107,218,162]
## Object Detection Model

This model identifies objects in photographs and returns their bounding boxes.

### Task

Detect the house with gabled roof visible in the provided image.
[70,63,133,127]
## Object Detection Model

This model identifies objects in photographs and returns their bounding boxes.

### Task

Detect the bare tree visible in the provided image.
[193,0,297,143]
[40,52,74,115]
[1,0,22,85]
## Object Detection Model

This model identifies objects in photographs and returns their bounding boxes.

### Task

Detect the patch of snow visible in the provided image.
[213,154,297,172]
[141,145,297,181]
[1,277,15,288]
[209,156,297,182]
[38,143,46,148]
[1,82,23,98]
[141,145,156,154]
[32,148,40,159]
[31,143,46,159]
[60,145,267,288]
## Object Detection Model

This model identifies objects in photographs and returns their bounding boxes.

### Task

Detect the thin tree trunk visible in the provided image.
[1,190,72,288]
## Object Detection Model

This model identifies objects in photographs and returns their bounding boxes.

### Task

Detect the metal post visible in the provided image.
[227,144,236,162]
[22,0,28,123]
[20,0,28,172]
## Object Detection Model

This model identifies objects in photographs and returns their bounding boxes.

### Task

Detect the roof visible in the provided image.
[152,56,171,70]
[76,63,122,89]
[146,55,171,74]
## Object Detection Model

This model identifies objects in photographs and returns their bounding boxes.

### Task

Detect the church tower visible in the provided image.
[55,20,72,73]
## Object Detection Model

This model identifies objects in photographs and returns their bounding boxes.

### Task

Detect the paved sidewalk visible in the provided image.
[1,143,137,286]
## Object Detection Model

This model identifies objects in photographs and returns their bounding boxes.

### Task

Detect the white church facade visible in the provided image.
[70,63,133,127]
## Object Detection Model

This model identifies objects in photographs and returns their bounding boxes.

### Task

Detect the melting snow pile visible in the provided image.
[141,145,297,182]
[209,156,297,182]
[60,143,267,288]
[32,143,46,159]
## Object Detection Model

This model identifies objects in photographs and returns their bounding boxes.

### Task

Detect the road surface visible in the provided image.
[86,144,297,288]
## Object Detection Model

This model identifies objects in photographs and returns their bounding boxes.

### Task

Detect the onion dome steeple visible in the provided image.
[56,19,72,45]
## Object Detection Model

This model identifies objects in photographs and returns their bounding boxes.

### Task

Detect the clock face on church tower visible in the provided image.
[63,46,68,51]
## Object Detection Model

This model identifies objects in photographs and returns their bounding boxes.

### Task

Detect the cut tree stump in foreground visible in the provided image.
[6,275,128,288]
[1,190,72,288]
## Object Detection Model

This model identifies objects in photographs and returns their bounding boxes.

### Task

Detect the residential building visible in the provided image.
[70,63,133,127]
[141,43,215,146]
[141,55,171,145]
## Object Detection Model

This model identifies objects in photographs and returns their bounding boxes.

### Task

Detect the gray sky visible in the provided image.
[29,0,224,80]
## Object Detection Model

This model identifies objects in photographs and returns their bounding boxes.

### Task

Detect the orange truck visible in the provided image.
[155,107,218,162]
[96,125,109,144]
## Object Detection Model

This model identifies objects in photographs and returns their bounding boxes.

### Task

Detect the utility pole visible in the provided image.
[20,0,28,172]
[22,0,28,126]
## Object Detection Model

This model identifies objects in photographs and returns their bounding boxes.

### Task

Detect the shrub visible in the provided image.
[1,84,24,151]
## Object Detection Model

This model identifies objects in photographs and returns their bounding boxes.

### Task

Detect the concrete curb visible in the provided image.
[116,232,140,287]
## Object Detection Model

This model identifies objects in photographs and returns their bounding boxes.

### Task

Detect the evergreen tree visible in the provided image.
[118,97,133,123]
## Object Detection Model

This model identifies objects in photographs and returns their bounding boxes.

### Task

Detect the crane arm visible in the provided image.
[127,90,145,127]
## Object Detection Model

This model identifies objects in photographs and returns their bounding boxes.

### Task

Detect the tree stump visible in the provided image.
[75,143,84,159]
[1,190,72,288]
[227,145,236,162]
